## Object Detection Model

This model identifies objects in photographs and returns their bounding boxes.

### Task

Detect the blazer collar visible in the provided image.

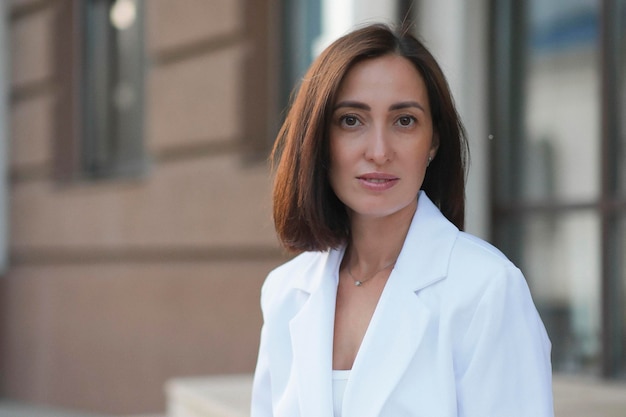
[394,191,459,291]
[290,246,345,295]
[287,192,459,417]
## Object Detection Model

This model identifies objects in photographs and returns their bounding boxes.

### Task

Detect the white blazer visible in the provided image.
[251,192,554,417]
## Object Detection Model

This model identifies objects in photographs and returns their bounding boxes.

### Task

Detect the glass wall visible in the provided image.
[525,0,601,372]
[491,0,626,376]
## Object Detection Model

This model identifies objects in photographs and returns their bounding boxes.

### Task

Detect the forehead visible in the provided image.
[335,54,429,105]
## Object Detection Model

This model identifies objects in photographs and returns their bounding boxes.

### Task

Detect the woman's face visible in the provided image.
[328,54,438,221]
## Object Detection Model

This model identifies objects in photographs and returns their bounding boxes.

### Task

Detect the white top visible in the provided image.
[332,370,350,417]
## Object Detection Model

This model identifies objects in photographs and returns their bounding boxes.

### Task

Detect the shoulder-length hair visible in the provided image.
[271,24,468,253]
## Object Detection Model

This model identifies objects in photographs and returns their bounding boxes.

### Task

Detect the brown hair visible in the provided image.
[271,24,468,253]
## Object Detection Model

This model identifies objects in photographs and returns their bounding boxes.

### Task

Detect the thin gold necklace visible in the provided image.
[347,260,396,287]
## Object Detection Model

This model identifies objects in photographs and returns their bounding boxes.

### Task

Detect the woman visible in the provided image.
[251,24,553,417]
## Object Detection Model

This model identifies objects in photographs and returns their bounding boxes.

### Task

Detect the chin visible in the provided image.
[350,203,416,219]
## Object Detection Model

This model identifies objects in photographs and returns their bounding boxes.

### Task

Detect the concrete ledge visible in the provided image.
[166,374,626,417]
[554,375,626,417]
[166,374,252,417]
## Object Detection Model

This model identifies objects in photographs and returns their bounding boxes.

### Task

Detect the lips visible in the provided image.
[358,172,398,181]
[357,172,399,190]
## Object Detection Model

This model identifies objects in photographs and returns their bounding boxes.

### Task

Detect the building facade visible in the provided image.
[0,0,624,414]
[2,0,283,413]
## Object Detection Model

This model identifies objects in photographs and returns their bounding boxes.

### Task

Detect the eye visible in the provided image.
[396,115,416,127]
[339,114,362,128]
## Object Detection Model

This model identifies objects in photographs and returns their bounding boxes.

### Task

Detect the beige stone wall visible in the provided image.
[1,0,282,414]
[2,261,277,412]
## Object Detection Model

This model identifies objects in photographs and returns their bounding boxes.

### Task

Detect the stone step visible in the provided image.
[0,401,109,417]
[0,401,164,417]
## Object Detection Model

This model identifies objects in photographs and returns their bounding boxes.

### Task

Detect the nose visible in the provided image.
[364,126,392,165]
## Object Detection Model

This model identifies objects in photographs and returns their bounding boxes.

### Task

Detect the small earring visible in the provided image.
[427,156,433,165]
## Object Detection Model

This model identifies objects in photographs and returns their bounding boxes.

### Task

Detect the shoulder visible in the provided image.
[449,231,518,279]
[441,233,548,346]
[452,231,511,265]
[260,251,327,308]
[443,231,531,305]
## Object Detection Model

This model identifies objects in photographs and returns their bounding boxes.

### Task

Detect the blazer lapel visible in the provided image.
[288,247,344,417]
[343,192,459,417]
[344,274,434,417]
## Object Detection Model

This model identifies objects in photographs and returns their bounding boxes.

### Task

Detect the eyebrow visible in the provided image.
[333,100,426,113]
[334,101,370,111]
[389,101,426,112]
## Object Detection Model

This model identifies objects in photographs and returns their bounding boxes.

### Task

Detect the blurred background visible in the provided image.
[0,0,625,416]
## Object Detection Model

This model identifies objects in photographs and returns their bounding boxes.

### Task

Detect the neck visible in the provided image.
[345,198,417,273]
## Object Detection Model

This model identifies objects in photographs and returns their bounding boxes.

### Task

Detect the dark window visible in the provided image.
[56,0,147,181]
[279,0,322,112]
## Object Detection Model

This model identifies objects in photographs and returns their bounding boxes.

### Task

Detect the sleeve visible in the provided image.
[250,321,273,417]
[456,266,554,417]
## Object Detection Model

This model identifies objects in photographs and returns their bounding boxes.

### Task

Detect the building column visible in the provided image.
[416,0,491,238]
